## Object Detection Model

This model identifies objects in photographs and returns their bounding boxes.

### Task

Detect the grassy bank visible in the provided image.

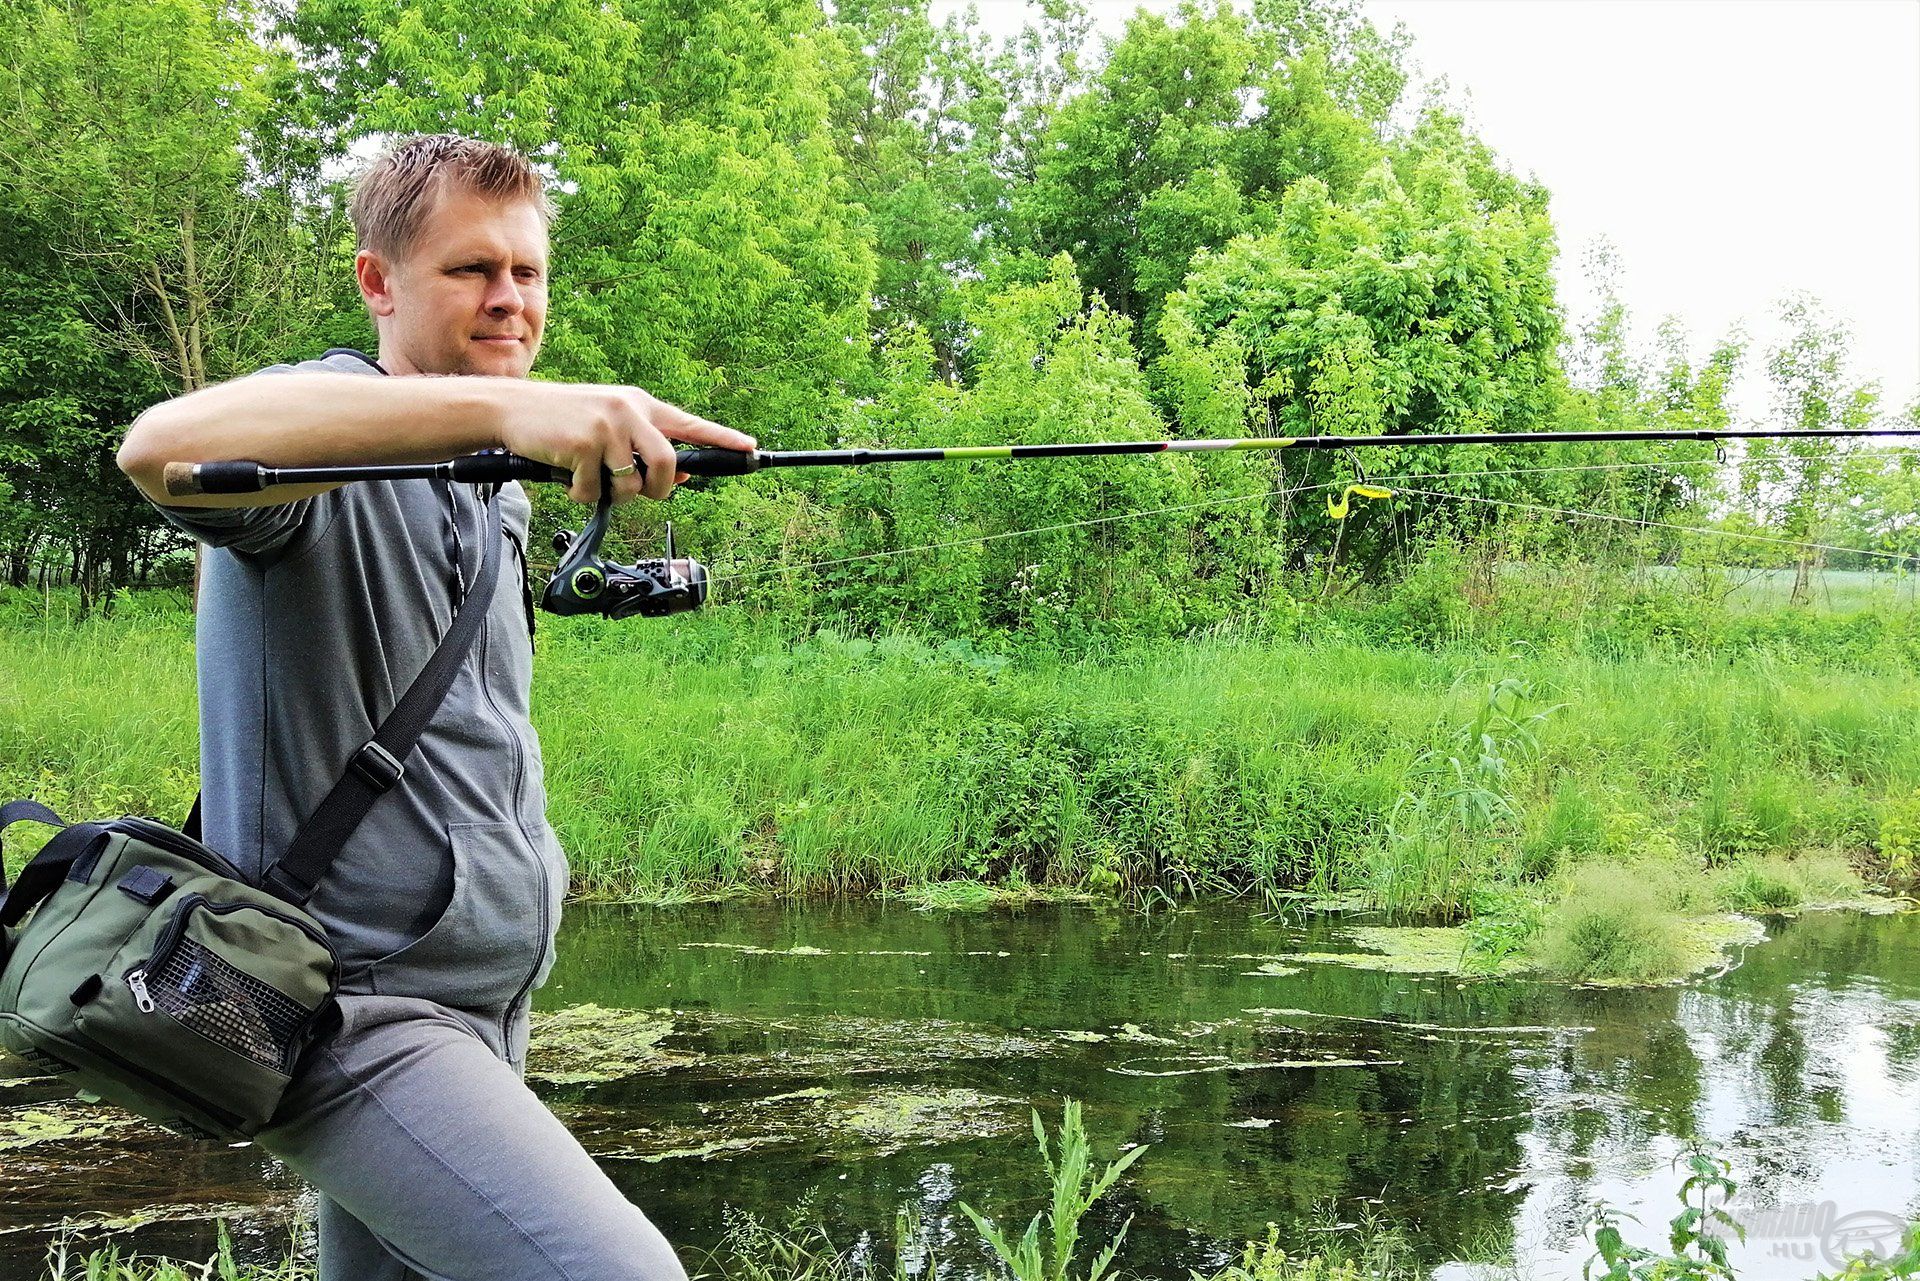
[3,582,1917,980]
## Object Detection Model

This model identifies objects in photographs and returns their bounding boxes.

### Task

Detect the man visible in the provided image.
[115,135,750,1281]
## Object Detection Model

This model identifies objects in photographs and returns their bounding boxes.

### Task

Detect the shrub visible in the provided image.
[1880,789,1920,881]
[1534,862,1691,981]
[1718,859,1803,911]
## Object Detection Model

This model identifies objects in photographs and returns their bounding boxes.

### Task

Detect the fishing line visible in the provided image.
[1389,485,1920,568]
[705,479,1334,586]
[702,456,1740,586]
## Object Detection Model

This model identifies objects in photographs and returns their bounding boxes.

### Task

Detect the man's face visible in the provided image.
[358,183,549,378]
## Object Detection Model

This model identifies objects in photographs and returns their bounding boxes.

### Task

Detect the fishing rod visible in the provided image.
[161,423,1920,621]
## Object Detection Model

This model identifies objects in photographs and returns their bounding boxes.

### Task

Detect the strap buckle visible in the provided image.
[349,741,405,792]
[260,863,310,904]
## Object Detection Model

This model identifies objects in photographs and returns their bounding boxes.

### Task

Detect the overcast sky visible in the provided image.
[935,0,1920,420]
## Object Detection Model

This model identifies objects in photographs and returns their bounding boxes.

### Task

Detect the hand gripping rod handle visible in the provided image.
[162,449,769,498]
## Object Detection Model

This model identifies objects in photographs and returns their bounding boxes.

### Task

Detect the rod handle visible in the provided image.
[444,453,572,485]
[163,461,266,496]
[447,449,760,482]
[674,448,765,476]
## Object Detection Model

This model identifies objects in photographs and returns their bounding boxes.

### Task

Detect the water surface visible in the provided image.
[3,902,1916,1278]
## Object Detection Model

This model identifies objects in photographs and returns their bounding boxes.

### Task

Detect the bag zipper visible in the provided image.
[110,816,250,883]
[123,893,341,1075]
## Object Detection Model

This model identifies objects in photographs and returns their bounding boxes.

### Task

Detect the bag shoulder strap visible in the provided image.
[261,489,504,906]
[0,802,109,929]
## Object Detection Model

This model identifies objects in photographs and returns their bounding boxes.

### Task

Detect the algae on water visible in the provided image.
[1241,961,1303,978]
[1289,926,1525,976]
[0,1102,140,1152]
[526,1004,682,1085]
[837,1088,1022,1151]
[1283,917,1768,985]
[681,942,830,957]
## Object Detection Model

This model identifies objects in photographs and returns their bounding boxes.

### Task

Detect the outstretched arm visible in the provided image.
[117,371,754,511]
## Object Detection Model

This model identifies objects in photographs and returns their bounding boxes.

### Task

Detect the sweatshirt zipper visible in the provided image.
[461,487,542,1040]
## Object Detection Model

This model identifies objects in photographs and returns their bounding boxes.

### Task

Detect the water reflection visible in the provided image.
[1,904,1914,1279]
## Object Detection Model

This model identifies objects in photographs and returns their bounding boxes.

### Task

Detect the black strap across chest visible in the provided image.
[7,350,509,912]
[261,487,502,905]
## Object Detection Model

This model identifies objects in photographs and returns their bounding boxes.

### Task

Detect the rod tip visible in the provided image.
[162,462,202,497]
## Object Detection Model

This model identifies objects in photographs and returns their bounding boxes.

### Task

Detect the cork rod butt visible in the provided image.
[162,462,202,497]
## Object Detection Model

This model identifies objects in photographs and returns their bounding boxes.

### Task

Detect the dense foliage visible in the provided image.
[9,564,1918,918]
[0,0,1912,624]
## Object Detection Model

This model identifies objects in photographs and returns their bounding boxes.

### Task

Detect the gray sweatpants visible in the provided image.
[257,993,686,1281]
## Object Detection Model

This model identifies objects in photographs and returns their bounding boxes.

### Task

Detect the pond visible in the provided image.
[3,902,1917,1278]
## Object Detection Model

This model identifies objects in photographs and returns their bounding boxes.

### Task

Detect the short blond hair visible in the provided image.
[349,135,555,260]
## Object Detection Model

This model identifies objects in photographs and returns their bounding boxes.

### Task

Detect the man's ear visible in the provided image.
[356,250,398,318]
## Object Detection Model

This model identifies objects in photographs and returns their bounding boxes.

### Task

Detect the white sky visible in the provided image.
[937,0,1920,420]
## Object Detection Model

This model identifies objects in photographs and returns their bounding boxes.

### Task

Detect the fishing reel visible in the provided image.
[540,478,709,620]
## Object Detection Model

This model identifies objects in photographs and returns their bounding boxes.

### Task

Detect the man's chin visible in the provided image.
[459,342,534,377]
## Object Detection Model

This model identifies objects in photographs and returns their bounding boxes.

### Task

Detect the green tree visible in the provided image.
[0,0,333,395]
[823,0,1092,378]
[1744,294,1882,600]
[824,0,971,354]
[1540,245,1737,564]
[1825,401,1920,570]
[0,0,334,607]
[798,257,1285,637]
[1154,152,1562,566]
[1019,0,1402,348]
[0,215,170,596]
[1251,0,1411,133]
[1021,1,1260,322]
[821,0,1077,374]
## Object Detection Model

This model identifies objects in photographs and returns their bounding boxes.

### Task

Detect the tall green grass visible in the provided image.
[5,588,1917,910]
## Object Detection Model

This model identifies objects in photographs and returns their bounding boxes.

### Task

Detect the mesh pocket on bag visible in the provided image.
[148,937,306,1071]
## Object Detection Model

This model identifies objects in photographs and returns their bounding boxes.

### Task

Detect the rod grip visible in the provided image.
[445,453,572,485]
[674,448,764,476]
[164,461,267,496]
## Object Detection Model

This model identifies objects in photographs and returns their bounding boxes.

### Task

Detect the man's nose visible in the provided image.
[483,273,524,316]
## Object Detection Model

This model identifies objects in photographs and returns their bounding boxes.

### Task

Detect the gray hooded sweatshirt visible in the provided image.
[145,351,566,1032]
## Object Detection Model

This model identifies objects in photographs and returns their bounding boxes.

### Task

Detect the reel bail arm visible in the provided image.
[541,468,708,620]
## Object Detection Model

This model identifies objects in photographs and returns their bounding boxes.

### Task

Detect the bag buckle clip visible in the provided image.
[349,741,405,792]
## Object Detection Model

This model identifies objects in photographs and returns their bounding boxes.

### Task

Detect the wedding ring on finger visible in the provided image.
[609,464,637,477]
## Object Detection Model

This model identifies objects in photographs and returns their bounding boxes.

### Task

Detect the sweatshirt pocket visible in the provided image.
[366,823,550,1011]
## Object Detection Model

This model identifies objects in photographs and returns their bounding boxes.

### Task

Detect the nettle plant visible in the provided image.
[1584,1147,1745,1281]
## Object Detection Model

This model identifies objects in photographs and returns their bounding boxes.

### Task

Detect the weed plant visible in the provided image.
[959,1101,1146,1281]
[41,1224,304,1281]
[38,1111,1920,1281]
[1372,677,1560,919]
[1533,864,1693,982]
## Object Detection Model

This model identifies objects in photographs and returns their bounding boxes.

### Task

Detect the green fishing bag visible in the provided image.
[0,487,503,1140]
[0,806,337,1140]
